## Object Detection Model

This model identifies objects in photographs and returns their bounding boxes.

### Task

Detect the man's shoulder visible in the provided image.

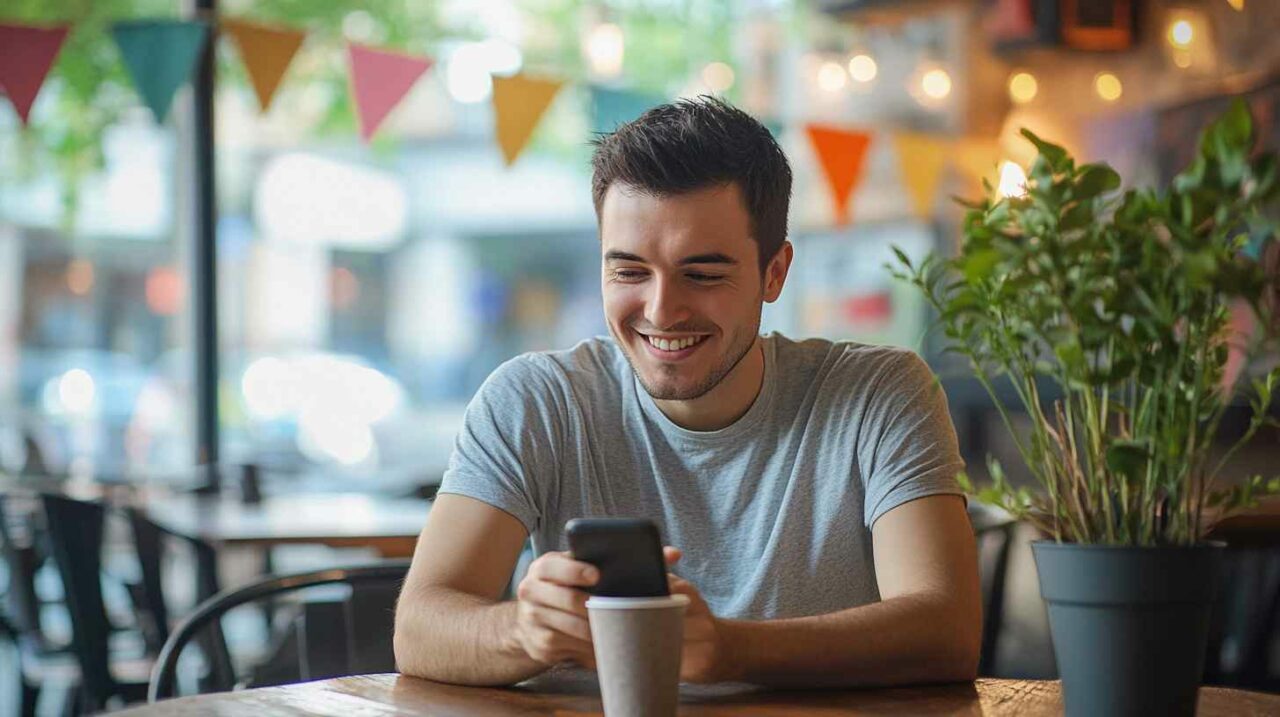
[771,333,926,383]
[487,336,628,395]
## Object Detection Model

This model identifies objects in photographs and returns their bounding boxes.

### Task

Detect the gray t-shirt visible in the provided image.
[438,333,964,620]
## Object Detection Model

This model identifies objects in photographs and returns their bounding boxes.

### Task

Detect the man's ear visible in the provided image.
[763,241,793,303]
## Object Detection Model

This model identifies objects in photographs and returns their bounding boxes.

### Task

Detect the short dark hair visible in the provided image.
[590,95,792,271]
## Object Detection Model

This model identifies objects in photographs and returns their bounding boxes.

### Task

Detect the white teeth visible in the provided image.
[645,335,703,351]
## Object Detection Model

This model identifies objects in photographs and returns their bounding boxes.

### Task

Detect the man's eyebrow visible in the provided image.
[604,250,646,263]
[678,253,737,266]
[603,250,738,266]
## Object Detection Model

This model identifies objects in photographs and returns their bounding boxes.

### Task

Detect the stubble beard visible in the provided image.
[624,313,761,402]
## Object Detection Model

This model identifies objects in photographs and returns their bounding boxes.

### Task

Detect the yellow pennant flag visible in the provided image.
[492,73,565,166]
[954,137,1003,193]
[222,18,305,112]
[893,132,951,219]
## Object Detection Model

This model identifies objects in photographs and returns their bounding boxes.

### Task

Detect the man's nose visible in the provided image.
[644,276,691,330]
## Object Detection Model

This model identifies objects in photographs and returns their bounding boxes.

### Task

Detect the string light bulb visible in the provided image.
[817,61,848,93]
[921,68,952,100]
[1167,19,1194,49]
[1008,71,1038,104]
[998,161,1029,199]
[848,54,877,83]
[1094,72,1123,102]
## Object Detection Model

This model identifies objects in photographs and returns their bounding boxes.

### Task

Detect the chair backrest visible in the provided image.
[40,493,117,707]
[971,509,1017,677]
[148,560,411,702]
[0,492,47,650]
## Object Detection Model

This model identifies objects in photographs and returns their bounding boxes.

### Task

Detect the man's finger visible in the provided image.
[521,579,590,616]
[531,606,594,643]
[529,553,600,587]
[663,546,682,565]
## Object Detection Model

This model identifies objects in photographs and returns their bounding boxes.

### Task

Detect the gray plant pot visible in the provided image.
[1031,540,1225,717]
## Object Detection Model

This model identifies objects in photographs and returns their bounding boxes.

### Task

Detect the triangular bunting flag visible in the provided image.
[347,44,432,142]
[893,132,951,219]
[221,18,305,112]
[805,125,872,226]
[492,73,565,166]
[590,86,664,135]
[111,20,209,123]
[955,138,1003,192]
[0,23,70,125]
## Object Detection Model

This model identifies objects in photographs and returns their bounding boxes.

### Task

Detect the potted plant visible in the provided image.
[894,99,1280,716]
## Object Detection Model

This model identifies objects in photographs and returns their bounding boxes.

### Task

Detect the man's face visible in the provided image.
[600,183,787,401]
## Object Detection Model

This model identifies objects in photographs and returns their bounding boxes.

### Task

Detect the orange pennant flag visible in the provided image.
[492,73,565,166]
[805,125,872,226]
[893,132,951,218]
[221,18,306,112]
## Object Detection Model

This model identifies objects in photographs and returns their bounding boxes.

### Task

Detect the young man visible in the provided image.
[394,97,980,687]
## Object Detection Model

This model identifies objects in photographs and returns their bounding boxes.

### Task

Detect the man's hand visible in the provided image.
[663,547,737,683]
[514,552,599,669]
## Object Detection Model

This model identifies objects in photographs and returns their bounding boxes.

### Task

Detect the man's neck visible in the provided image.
[653,338,766,432]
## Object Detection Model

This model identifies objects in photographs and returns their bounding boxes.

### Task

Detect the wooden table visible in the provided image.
[143,492,430,558]
[114,671,1280,716]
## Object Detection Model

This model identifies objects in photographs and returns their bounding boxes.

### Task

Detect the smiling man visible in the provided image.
[394,97,981,687]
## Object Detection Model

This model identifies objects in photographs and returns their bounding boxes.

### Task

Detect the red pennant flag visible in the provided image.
[805,125,872,226]
[347,43,432,142]
[0,23,70,125]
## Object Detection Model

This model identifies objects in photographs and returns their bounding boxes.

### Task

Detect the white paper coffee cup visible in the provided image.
[586,594,689,717]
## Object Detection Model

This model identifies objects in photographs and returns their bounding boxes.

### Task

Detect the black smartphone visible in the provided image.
[564,517,669,597]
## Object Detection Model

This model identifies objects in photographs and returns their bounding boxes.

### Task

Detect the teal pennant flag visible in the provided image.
[589,86,666,136]
[111,20,209,123]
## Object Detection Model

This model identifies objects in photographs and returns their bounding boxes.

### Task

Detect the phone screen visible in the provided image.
[565,517,670,597]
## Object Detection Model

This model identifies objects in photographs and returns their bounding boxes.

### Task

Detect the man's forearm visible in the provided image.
[718,593,980,688]
[394,587,545,686]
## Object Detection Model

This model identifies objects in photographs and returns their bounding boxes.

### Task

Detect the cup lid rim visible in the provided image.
[585,594,690,609]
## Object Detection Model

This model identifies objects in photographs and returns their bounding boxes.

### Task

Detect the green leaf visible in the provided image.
[962,248,1001,283]
[1075,164,1121,199]
[891,245,913,271]
[1106,440,1149,479]
[1021,128,1069,173]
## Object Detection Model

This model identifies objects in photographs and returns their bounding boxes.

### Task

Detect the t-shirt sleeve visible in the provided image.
[859,350,966,529]
[436,354,564,535]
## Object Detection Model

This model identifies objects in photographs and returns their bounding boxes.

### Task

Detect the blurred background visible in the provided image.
[1,0,1278,712]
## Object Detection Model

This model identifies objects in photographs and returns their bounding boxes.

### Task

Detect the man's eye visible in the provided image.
[613,270,646,280]
[687,273,722,282]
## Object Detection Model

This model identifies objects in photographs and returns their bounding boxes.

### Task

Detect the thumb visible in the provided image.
[663,546,682,566]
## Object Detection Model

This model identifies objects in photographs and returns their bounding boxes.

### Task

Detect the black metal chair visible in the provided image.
[39,493,151,713]
[34,493,233,713]
[971,507,1017,677]
[148,560,411,702]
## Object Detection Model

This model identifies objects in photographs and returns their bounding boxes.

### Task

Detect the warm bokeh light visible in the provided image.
[586,23,625,78]
[817,61,848,93]
[66,259,94,296]
[701,62,735,92]
[1167,19,1194,49]
[1094,72,1123,102]
[1227,0,1244,10]
[921,68,952,100]
[998,161,1029,198]
[848,54,877,83]
[1173,51,1192,69]
[145,266,184,316]
[1008,72,1038,104]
